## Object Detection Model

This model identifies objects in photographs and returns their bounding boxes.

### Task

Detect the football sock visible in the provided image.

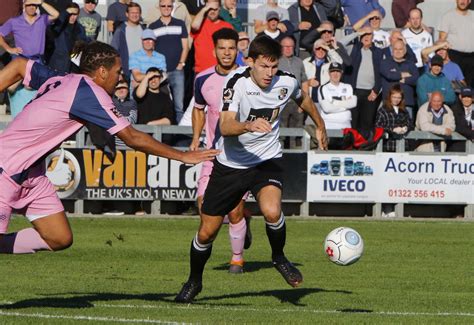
[229,218,246,262]
[265,212,286,261]
[189,233,212,283]
[0,228,52,254]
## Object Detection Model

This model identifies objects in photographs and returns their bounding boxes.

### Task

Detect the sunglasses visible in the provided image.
[115,86,129,90]
[25,4,39,7]
[160,5,173,8]
[321,30,333,34]
[369,16,381,21]
[315,47,326,51]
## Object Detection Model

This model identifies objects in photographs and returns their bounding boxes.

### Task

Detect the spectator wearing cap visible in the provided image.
[380,40,419,119]
[278,35,308,148]
[449,87,474,151]
[48,3,89,73]
[301,20,352,67]
[236,31,250,66]
[317,62,357,131]
[134,67,175,126]
[106,0,130,33]
[190,0,233,74]
[439,0,474,87]
[256,11,287,42]
[352,10,390,49]
[149,0,189,124]
[111,2,145,80]
[415,91,455,152]
[220,0,243,32]
[344,28,383,130]
[416,54,456,107]
[421,40,466,90]
[341,0,385,27]
[253,0,289,34]
[129,29,167,87]
[0,0,59,62]
[288,0,328,58]
[303,38,344,103]
[78,0,102,40]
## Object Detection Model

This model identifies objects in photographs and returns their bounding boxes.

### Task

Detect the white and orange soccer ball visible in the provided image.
[324,227,364,266]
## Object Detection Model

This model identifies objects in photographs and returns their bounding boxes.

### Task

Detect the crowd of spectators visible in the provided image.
[0,0,473,154]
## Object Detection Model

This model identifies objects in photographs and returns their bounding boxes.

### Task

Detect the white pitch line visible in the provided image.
[0,310,192,324]
[94,303,474,318]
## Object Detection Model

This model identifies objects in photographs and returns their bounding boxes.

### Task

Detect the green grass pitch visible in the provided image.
[0,216,472,324]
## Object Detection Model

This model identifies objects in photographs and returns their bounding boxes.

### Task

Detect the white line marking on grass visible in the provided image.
[0,310,192,324]
[95,303,474,318]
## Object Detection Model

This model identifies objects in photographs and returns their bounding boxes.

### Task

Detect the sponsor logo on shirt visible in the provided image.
[246,91,260,95]
[247,107,280,123]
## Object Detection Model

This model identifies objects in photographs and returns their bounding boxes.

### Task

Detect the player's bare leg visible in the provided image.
[175,213,223,303]
[258,185,303,288]
[0,211,72,253]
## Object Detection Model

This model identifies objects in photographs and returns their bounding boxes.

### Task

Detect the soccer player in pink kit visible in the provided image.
[0,42,219,254]
[190,28,251,274]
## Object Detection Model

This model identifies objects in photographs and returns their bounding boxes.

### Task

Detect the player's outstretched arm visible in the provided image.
[297,92,328,150]
[219,111,272,136]
[117,125,219,164]
[190,107,206,151]
[0,58,28,92]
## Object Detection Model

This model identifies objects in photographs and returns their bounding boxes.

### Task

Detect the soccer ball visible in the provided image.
[324,227,364,266]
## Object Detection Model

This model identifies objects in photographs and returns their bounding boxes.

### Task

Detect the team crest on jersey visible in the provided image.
[223,88,235,103]
[278,88,288,100]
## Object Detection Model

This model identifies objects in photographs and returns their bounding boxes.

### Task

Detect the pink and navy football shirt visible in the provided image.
[0,60,130,179]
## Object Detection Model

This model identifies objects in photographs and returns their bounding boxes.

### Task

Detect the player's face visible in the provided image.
[103,57,123,95]
[249,55,279,89]
[215,39,238,69]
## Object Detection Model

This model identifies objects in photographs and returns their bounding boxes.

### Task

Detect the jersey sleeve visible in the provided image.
[290,77,303,102]
[193,74,208,109]
[23,60,66,90]
[69,77,130,135]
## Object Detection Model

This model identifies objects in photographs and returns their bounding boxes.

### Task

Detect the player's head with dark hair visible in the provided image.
[248,36,281,62]
[80,42,121,95]
[212,28,239,70]
[247,36,282,89]
[212,28,239,46]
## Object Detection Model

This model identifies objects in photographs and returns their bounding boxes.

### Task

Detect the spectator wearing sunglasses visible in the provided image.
[352,9,390,49]
[78,0,102,40]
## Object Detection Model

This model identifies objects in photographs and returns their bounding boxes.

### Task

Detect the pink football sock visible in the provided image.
[0,228,52,254]
[229,218,246,262]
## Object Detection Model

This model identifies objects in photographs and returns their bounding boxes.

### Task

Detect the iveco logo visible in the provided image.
[246,91,260,95]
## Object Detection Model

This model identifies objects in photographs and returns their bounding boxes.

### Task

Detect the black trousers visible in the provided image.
[449,49,474,87]
[351,88,380,130]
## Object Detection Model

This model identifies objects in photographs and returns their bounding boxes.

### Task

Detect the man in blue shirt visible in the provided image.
[149,0,189,123]
[342,0,385,26]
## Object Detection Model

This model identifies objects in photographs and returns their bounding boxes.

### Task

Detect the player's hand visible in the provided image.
[7,47,23,55]
[245,118,272,133]
[315,127,328,150]
[189,138,200,151]
[181,149,220,164]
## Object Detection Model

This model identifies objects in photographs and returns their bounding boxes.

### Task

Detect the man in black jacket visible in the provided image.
[449,87,474,151]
